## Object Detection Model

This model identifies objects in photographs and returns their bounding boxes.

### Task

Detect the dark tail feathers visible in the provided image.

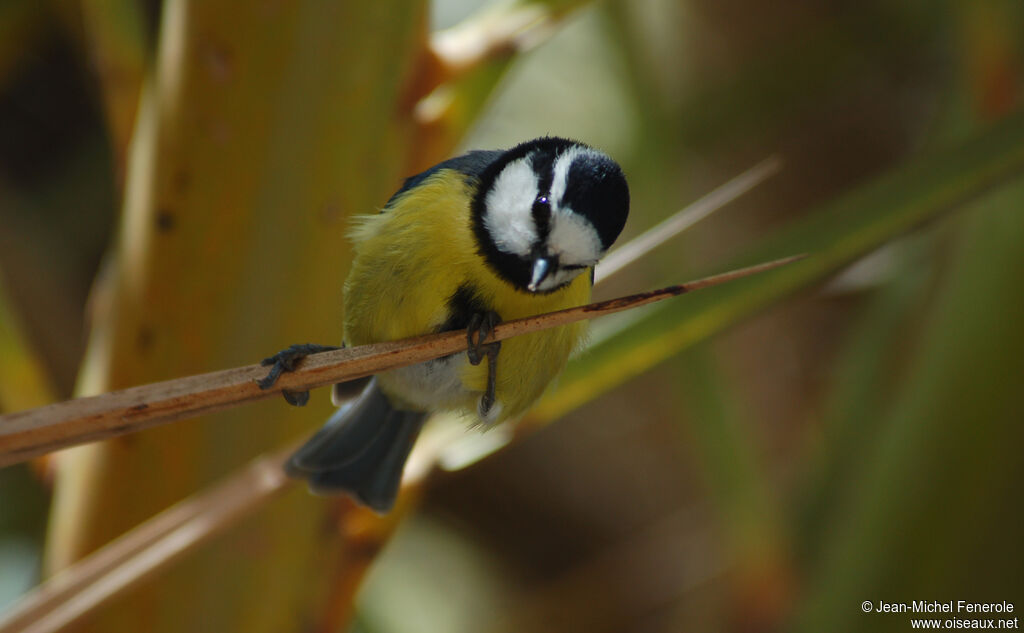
[286,378,425,513]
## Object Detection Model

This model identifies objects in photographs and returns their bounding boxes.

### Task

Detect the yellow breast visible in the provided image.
[342,169,590,422]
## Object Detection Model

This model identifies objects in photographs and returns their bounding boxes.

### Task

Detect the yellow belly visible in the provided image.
[342,170,591,422]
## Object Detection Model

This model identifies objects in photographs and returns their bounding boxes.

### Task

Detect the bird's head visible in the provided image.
[471,137,630,293]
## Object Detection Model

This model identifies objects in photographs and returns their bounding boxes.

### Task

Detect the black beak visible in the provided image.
[527,257,554,292]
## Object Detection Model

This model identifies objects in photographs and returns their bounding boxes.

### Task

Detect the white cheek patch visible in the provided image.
[531,208,603,292]
[534,266,585,292]
[483,157,539,258]
[548,207,603,267]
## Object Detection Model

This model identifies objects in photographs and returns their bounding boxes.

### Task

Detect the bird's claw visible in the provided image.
[281,389,310,407]
[466,312,501,365]
[479,348,499,417]
[258,343,341,406]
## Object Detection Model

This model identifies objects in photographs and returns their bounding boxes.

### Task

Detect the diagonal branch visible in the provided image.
[0,255,805,468]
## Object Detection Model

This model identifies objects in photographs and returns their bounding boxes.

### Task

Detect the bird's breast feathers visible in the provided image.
[343,169,590,422]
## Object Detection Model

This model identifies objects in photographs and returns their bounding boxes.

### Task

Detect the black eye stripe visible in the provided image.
[529,152,557,241]
[531,195,551,238]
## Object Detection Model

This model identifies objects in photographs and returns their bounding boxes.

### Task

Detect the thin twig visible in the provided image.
[595,156,783,284]
[0,255,805,468]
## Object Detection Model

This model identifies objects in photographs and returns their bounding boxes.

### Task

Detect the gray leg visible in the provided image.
[466,311,501,417]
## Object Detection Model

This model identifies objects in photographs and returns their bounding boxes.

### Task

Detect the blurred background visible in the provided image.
[1,1,1022,632]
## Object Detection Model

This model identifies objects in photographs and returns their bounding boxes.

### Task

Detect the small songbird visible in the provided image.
[267,137,629,512]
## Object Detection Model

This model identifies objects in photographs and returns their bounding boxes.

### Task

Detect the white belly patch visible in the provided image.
[381,354,470,411]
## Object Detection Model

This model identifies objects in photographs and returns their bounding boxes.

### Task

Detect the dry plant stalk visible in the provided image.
[0,255,805,469]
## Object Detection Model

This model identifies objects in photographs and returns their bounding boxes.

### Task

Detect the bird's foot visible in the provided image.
[259,343,341,406]
[466,311,501,417]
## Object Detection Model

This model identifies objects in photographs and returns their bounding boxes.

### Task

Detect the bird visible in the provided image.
[264,136,629,512]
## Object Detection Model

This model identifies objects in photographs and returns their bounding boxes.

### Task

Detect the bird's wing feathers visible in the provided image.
[384,150,503,209]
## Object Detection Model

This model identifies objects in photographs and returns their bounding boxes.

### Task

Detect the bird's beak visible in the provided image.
[527,257,553,292]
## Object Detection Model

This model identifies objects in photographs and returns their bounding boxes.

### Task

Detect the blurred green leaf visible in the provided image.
[530,108,1024,423]
[790,169,1024,633]
[794,236,935,564]
[667,344,792,631]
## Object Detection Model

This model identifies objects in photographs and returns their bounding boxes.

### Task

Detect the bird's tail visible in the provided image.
[286,378,426,513]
